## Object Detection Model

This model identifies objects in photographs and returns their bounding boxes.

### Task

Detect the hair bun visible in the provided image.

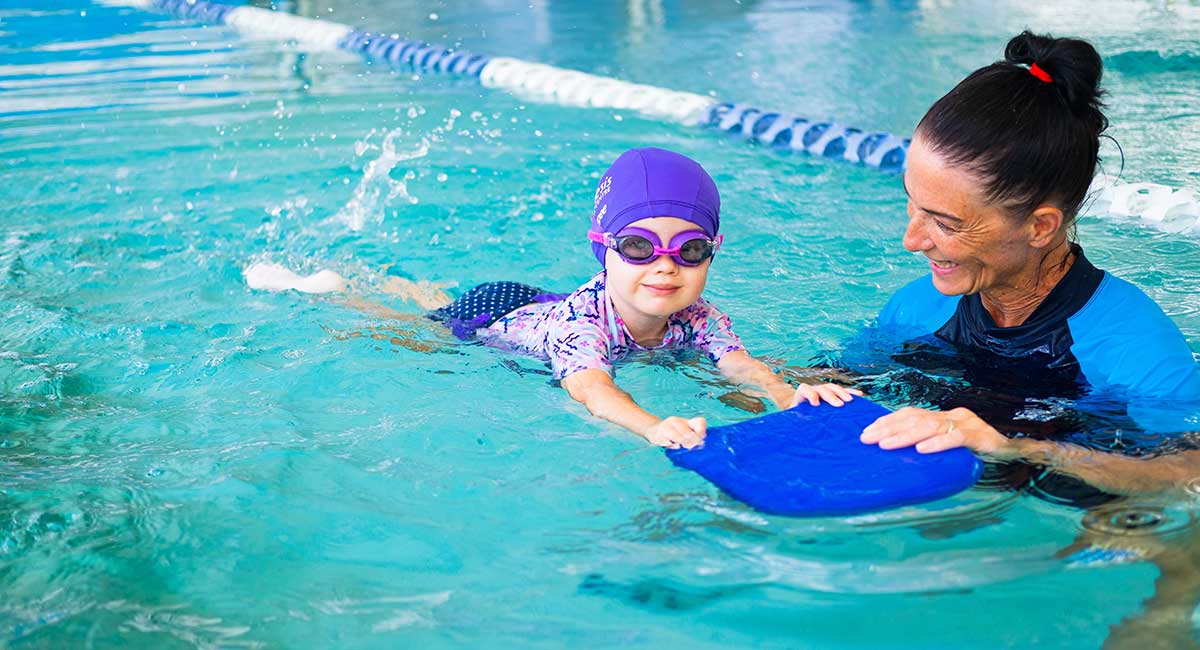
[1004,30,1107,135]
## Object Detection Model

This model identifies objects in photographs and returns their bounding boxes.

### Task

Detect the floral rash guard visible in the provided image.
[477,271,745,380]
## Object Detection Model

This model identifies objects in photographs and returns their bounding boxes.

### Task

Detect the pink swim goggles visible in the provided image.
[587,227,723,267]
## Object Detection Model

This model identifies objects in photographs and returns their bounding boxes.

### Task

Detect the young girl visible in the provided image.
[421,147,859,449]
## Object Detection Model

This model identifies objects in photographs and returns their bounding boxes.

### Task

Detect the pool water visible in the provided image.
[3,1,1200,648]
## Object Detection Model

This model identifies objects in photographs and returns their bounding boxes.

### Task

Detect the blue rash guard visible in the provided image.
[872,245,1200,507]
[879,245,1200,412]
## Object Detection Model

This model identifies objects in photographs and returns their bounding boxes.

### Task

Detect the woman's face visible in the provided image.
[901,135,1044,298]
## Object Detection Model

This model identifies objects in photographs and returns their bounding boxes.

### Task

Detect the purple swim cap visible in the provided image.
[589,147,720,266]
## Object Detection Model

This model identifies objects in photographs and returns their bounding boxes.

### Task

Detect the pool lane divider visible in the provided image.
[95,0,911,172]
[93,0,1200,233]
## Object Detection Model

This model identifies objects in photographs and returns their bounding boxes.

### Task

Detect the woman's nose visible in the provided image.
[902,215,931,252]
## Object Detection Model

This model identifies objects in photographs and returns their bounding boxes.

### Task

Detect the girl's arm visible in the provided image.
[560,368,707,449]
[716,350,861,410]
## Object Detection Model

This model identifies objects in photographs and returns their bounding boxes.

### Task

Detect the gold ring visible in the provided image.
[945,418,955,435]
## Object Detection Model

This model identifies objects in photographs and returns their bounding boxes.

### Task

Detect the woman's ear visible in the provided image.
[1027,204,1065,249]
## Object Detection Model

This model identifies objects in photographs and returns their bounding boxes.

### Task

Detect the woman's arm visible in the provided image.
[715,350,861,410]
[560,368,707,449]
[861,406,1200,496]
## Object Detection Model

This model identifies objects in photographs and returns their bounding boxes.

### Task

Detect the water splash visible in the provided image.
[332,128,428,232]
[242,263,346,293]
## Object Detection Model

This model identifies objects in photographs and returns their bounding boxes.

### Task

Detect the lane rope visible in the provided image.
[92,0,1200,230]
[94,0,910,172]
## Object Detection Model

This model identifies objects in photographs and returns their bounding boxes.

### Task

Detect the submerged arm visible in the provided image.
[1001,439,1200,496]
[716,350,862,411]
[715,350,796,409]
[560,368,707,449]
[861,406,1200,496]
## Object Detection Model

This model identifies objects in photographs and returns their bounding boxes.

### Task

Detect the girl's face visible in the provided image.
[604,217,712,324]
[901,134,1045,298]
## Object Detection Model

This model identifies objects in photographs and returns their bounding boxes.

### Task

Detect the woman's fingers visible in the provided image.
[860,407,1002,455]
[915,434,961,454]
[861,407,946,448]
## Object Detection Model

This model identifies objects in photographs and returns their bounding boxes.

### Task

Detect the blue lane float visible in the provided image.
[96,0,911,172]
[151,0,236,23]
[339,31,491,77]
[707,103,909,171]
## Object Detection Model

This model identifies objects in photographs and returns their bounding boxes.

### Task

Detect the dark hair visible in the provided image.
[915,31,1108,226]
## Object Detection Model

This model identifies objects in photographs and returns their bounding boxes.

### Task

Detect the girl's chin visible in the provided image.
[634,294,690,315]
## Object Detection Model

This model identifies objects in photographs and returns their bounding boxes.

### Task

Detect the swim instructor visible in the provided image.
[859,31,1200,492]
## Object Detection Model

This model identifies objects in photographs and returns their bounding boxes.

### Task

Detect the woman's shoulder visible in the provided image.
[1069,271,1183,336]
[877,274,962,335]
[1068,271,1200,398]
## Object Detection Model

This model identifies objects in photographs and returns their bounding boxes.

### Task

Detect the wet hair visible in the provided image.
[915,31,1109,226]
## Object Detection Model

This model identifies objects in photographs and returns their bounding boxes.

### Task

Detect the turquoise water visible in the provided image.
[3,1,1200,648]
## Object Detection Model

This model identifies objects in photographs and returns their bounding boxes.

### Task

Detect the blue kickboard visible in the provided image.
[666,398,983,517]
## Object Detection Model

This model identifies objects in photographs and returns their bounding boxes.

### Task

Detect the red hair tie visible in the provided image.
[1029,63,1053,83]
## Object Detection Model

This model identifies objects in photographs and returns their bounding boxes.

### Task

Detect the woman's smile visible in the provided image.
[928,257,960,276]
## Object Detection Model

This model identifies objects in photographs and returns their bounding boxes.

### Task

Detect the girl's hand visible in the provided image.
[860,406,1017,458]
[644,416,707,450]
[789,383,864,408]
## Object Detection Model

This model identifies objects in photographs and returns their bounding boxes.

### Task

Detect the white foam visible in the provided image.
[243,263,346,293]
[1086,180,1200,234]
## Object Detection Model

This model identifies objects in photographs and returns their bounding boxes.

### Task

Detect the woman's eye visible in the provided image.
[934,219,956,233]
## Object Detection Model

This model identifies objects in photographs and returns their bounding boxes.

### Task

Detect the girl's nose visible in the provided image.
[649,252,680,273]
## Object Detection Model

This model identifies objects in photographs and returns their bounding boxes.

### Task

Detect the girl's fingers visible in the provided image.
[820,385,846,406]
[792,383,863,408]
[658,418,705,450]
[834,385,860,400]
[796,385,821,406]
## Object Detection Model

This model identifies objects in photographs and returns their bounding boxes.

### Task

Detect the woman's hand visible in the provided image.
[790,383,864,408]
[643,416,707,450]
[860,406,1018,459]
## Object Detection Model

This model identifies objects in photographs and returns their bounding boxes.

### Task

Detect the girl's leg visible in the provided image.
[377,277,454,310]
